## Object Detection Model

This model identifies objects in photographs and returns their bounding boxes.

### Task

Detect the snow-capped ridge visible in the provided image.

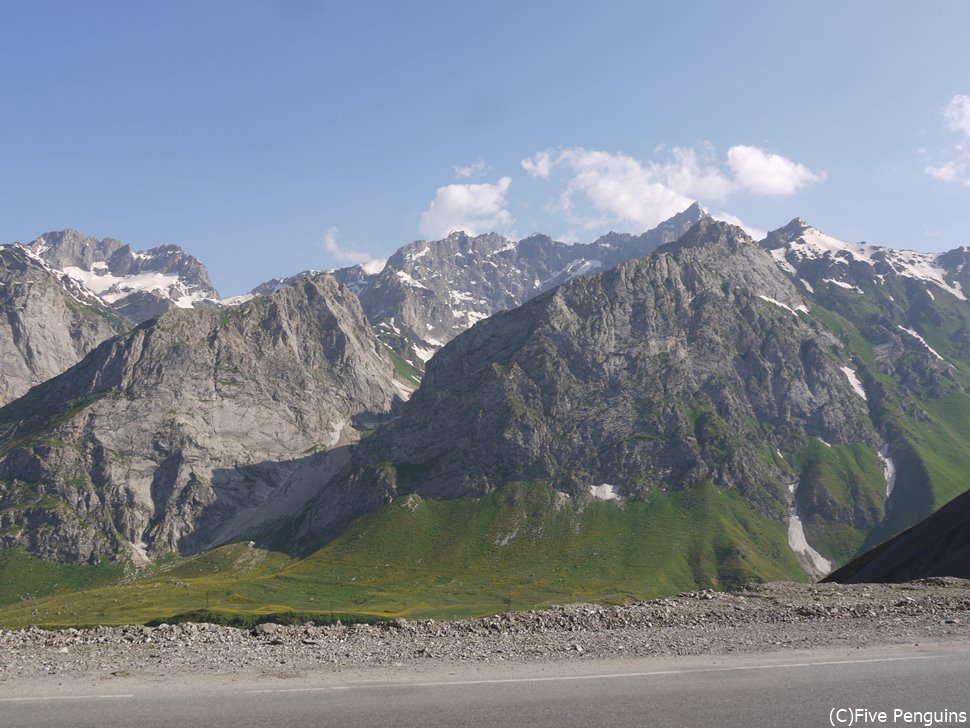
[764,220,967,301]
[25,229,221,322]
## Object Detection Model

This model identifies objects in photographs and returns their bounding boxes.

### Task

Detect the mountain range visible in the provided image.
[2,207,969,621]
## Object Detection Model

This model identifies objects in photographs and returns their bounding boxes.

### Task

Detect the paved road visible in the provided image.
[3,644,969,727]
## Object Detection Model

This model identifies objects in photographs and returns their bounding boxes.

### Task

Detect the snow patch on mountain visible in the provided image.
[12,244,105,308]
[768,247,797,274]
[395,270,429,290]
[589,483,620,501]
[541,259,603,287]
[878,444,897,500]
[413,345,437,363]
[840,366,867,400]
[896,325,946,362]
[359,258,386,275]
[823,278,864,294]
[62,266,207,306]
[788,481,834,578]
[392,379,416,401]
[223,293,255,306]
[129,540,151,566]
[757,295,809,316]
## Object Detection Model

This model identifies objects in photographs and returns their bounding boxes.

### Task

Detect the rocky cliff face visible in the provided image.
[28,230,221,323]
[0,245,131,406]
[0,274,399,563]
[292,220,883,576]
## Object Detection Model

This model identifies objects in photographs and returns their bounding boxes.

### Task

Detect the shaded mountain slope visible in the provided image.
[0,274,399,563]
[824,488,970,583]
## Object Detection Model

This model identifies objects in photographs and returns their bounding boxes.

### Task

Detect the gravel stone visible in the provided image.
[2,579,968,682]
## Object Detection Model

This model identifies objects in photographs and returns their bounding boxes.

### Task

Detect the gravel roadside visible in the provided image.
[2,578,968,683]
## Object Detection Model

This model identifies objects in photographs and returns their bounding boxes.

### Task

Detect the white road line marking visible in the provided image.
[244,655,939,694]
[0,694,134,703]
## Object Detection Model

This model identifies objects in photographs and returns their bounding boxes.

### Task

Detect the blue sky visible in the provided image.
[2,1,970,295]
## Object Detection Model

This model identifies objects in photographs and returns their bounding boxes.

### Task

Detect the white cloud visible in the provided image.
[553,148,694,230]
[521,151,553,179]
[726,145,827,195]
[711,211,767,241]
[926,159,970,185]
[943,95,970,137]
[321,227,371,264]
[419,177,514,239]
[522,143,822,233]
[925,95,970,187]
[454,159,488,179]
[656,145,735,201]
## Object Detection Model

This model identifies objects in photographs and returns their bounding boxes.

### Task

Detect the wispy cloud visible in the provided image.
[321,226,371,264]
[419,177,514,238]
[943,94,970,136]
[453,159,488,179]
[926,95,970,187]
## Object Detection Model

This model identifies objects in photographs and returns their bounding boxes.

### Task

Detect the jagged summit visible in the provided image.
[320,204,708,373]
[28,229,127,270]
[656,217,751,254]
[26,229,221,322]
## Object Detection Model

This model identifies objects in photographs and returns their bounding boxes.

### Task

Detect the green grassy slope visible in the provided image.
[0,549,124,606]
[0,481,805,628]
[792,440,886,563]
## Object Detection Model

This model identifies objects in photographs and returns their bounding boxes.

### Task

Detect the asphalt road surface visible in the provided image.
[3,643,969,728]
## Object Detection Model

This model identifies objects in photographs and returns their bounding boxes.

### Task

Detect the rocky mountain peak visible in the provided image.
[29,229,125,270]
[657,217,751,254]
[25,229,220,322]
[761,218,815,250]
[318,205,715,377]
[668,201,710,226]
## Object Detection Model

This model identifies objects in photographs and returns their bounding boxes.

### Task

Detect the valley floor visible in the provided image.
[1,579,968,686]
